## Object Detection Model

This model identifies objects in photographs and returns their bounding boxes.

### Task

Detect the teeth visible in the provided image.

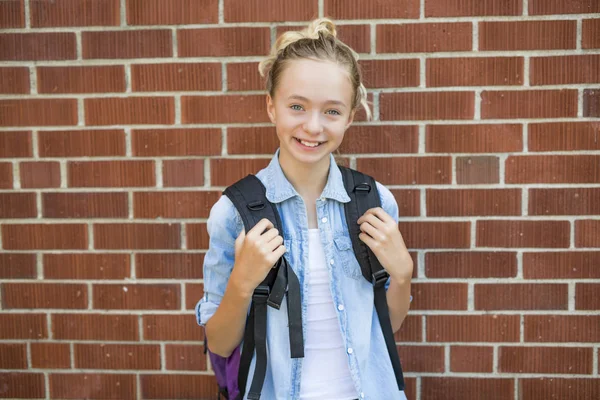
[299,139,320,147]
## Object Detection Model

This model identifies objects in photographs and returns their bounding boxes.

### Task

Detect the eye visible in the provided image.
[326,109,341,116]
[290,104,304,111]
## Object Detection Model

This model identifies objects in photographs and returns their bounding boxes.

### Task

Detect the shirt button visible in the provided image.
[330,259,334,265]
[320,197,326,202]
[337,304,344,311]
[360,392,365,399]
[347,347,353,354]
[321,217,328,223]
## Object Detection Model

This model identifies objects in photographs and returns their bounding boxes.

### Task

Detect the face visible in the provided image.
[266,58,356,168]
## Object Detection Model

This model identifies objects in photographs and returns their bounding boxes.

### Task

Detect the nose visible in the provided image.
[303,111,324,135]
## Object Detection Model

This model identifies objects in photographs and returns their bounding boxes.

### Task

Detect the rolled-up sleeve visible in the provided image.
[195,195,242,326]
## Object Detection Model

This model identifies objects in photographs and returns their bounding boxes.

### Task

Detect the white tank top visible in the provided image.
[299,229,358,399]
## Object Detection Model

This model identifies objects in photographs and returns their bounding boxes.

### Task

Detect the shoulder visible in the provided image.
[207,194,243,243]
[375,180,399,223]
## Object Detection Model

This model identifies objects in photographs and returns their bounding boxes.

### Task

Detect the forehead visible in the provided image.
[275,58,353,104]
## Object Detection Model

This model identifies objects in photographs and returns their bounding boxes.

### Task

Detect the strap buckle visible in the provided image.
[252,285,270,302]
[372,269,389,287]
[354,182,371,193]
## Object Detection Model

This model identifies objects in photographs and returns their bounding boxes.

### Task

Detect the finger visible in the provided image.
[266,234,284,251]
[360,221,385,241]
[248,218,274,237]
[358,231,376,249]
[358,213,386,231]
[234,229,245,251]
[260,227,280,243]
[369,207,394,224]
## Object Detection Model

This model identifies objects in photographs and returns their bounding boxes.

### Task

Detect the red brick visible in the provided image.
[143,315,204,341]
[132,128,221,156]
[186,283,204,309]
[225,0,317,22]
[477,220,570,248]
[0,67,29,94]
[576,283,600,310]
[480,21,576,50]
[38,129,126,157]
[131,63,221,92]
[576,220,600,248]
[501,346,592,374]
[524,252,600,279]
[83,30,172,59]
[186,223,209,250]
[75,344,160,370]
[210,158,271,186]
[475,283,568,310]
[94,223,181,249]
[528,122,600,152]
[584,89,600,117]
[428,315,520,342]
[427,189,521,216]
[85,97,174,125]
[30,0,119,27]
[457,156,499,184]
[398,221,471,249]
[422,378,514,400]
[30,343,71,369]
[342,125,418,154]
[395,315,422,342]
[427,57,523,87]
[326,0,419,19]
[163,159,205,187]
[520,378,600,400]
[52,314,139,341]
[127,0,218,24]
[166,345,207,371]
[178,28,270,57]
[227,127,277,155]
[276,24,372,54]
[68,160,155,187]
[427,124,522,153]
[0,0,24,28]
[450,346,493,373]
[506,155,600,184]
[410,283,468,310]
[390,189,420,217]
[43,192,128,219]
[0,314,47,339]
[0,99,77,127]
[0,193,36,218]
[357,157,451,185]
[2,283,87,309]
[134,191,220,219]
[377,23,472,53]
[380,92,474,120]
[0,32,76,61]
[94,283,180,310]
[0,343,27,369]
[0,254,37,279]
[529,188,600,216]
[44,254,130,280]
[1,224,88,250]
[20,161,60,188]
[525,315,600,343]
[398,346,445,373]
[582,19,600,49]
[529,0,600,15]
[136,253,204,279]
[49,373,136,399]
[182,95,268,124]
[482,89,578,119]
[0,162,14,188]
[140,374,215,399]
[426,252,517,278]
[0,373,45,398]
[530,55,600,85]
[426,0,522,16]
[37,66,125,94]
[0,131,31,158]
[360,59,420,88]
[227,62,262,91]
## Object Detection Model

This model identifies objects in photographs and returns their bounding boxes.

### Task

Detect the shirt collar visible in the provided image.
[265,148,351,204]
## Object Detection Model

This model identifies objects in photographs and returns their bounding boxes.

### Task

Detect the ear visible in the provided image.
[345,109,356,130]
[266,94,276,124]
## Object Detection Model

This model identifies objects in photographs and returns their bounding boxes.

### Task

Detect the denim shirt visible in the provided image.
[196,149,407,400]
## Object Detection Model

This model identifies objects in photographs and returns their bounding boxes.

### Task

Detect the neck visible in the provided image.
[278,149,330,200]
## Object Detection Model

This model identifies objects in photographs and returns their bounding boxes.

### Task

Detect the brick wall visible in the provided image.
[0,0,599,399]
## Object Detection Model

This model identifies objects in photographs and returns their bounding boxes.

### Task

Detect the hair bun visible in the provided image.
[305,18,337,39]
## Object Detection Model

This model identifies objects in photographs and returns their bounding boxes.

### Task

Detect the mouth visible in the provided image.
[294,137,326,148]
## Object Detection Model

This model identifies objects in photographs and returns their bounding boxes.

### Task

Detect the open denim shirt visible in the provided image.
[196,149,408,399]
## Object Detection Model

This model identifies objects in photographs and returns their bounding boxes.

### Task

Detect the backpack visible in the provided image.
[205,165,405,399]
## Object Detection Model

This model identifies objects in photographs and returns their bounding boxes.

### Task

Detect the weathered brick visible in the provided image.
[529,0,600,15]
[523,252,600,279]
[482,90,578,119]
[0,314,47,339]
[361,59,420,88]
[477,220,570,248]
[390,189,421,217]
[326,0,419,19]
[52,314,139,341]
[2,283,88,309]
[0,67,29,94]
[131,63,221,92]
[357,157,452,185]
[0,33,76,61]
[426,252,517,278]
[395,315,422,343]
[20,161,60,188]
[1,224,88,250]
[30,0,120,27]
[410,283,468,310]
[0,0,24,28]
[427,57,523,87]
[427,124,522,153]
[0,343,27,369]
[501,346,592,374]
[0,131,31,158]
[162,159,205,187]
[576,220,600,248]
[398,345,445,373]
[276,24,371,54]
[43,192,128,218]
[225,0,317,22]
[44,254,130,280]
[528,122,600,151]
[584,89,600,117]
[134,191,220,219]
[427,189,521,216]
[132,128,221,156]
[83,30,172,59]
[178,28,270,57]
[49,373,136,399]
[74,344,160,370]
[530,55,600,85]
[185,283,203,310]
[475,284,568,310]
[0,373,45,398]
[0,193,36,218]
[0,99,77,127]
[186,223,210,250]
[181,95,268,124]
[377,23,472,53]
[227,127,278,155]
[422,378,514,400]
[525,315,600,342]
[380,92,474,120]
[457,156,499,184]
[582,19,600,49]
[0,162,13,188]
[93,283,180,310]
[398,221,471,249]
[94,223,181,249]
[127,0,218,24]
[450,346,493,373]
[0,253,37,279]
[520,378,600,400]
[68,160,155,187]
[428,315,520,342]
[38,129,126,157]
[165,345,207,371]
[136,253,204,279]
[529,188,600,215]
[143,315,204,341]
[85,97,174,125]
[576,283,600,310]
[480,21,577,50]
[210,158,271,187]
[37,66,125,93]
[506,155,600,183]
[342,125,418,154]
[140,374,216,399]
[30,343,71,369]
[426,0,522,16]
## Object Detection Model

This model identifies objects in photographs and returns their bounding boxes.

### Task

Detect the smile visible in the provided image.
[294,137,325,147]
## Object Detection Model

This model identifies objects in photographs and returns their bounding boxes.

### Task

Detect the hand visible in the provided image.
[230,218,286,296]
[356,207,413,282]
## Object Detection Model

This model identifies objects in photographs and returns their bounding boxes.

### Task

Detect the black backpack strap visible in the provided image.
[339,166,405,392]
[224,175,303,400]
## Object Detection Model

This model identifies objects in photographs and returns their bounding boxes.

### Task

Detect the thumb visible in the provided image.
[234,229,245,253]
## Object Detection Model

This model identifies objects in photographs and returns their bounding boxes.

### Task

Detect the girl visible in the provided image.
[196,18,413,400]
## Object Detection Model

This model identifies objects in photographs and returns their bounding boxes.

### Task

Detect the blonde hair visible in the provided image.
[258,18,372,120]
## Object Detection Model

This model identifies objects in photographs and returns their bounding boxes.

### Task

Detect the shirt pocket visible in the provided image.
[333,235,363,280]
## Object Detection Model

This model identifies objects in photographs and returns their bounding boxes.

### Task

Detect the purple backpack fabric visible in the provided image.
[209,346,241,399]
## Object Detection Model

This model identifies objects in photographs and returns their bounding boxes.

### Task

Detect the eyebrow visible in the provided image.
[287,95,347,108]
